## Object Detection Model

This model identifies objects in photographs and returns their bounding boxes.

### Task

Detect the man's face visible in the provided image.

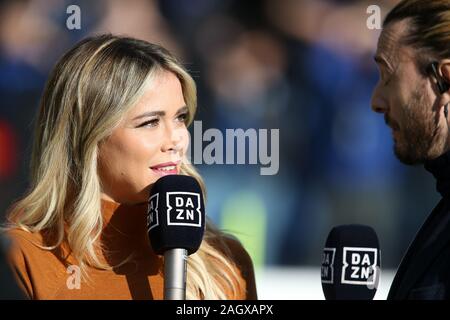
[371,21,445,165]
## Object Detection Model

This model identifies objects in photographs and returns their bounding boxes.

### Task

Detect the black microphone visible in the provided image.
[146,175,205,300]
[321,224,381,300]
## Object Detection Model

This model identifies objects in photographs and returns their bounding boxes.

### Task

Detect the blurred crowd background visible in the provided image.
[0,0,439,272]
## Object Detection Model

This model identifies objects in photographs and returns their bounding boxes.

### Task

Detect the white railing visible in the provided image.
[255,267,395,300]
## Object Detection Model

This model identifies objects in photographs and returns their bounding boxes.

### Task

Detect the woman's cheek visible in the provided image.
[180,128,190,155]
[140,131,161,153]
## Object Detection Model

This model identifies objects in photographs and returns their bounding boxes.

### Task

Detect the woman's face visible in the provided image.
[98,71,190,204]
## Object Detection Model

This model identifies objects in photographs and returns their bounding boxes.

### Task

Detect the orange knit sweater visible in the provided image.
[5,199,257,300]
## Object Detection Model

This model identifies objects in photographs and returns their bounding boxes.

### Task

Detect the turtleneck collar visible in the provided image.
[101,199,149,240]
[424,150,450,198]
[100,199,160,269]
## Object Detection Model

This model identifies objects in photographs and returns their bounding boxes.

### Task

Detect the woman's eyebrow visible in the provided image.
[132,106,188,121]
[176,106,188,114]
[132,110,165,120]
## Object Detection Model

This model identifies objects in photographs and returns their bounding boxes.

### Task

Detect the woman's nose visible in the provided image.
[161,123,183,153]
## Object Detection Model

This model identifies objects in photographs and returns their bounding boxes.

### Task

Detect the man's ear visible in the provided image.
[438,60,450,119]
[439,59,450,96]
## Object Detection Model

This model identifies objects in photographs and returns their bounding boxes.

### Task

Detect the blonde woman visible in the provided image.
[2,34,257,300]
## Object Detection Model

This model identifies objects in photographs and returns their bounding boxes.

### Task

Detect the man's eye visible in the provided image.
[139,118,159,127]
[379,71,391,86]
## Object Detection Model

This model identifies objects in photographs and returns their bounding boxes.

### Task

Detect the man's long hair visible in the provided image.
[384,0,450,75]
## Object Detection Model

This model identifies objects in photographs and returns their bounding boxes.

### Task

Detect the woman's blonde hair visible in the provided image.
[5,34,243,299]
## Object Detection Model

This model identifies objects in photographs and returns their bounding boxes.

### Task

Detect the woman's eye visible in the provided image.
[176,112,188,122]
[139,118,159,127]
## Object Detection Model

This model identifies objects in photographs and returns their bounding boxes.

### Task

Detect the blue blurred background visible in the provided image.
[0,0,440,290]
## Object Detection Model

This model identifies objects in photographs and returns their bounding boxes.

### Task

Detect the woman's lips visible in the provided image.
[150,162,180,176]
[151,167,178,176]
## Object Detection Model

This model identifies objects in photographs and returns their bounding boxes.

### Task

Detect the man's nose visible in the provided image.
[371,87,388,114]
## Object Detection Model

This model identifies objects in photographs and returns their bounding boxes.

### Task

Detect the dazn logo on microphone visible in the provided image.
[166,192,202,227]
[321,248,336,284]
[147,193,159,231]
[342,247,378,285]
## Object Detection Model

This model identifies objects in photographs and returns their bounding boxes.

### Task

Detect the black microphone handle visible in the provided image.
[164,248,188,300]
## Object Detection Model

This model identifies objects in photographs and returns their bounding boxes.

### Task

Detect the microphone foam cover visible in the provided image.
[321,224,381,300]
[147,175,205,255]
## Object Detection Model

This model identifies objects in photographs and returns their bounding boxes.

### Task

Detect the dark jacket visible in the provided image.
[388,151,450,299]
